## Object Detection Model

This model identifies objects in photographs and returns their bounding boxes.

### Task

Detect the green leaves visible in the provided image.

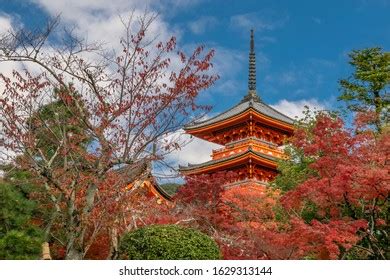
[271,144,317,192]
[338,47,390,131]
[0,182,36,236]
[0,230,43,260]
[0,181,43,259]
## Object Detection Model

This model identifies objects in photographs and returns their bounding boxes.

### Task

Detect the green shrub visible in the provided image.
[0,181,44,260]
[118,225,221,260]
[0,230,43,260]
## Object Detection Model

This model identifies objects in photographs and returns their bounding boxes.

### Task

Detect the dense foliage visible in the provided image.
[276,113,389,259]
[338,47,389,131]
[0,13,387,261]
[0,230,43,260]
[0,180,43,259]
[175,112,389,260]
[118,225,221,260]
[0,14,217,259]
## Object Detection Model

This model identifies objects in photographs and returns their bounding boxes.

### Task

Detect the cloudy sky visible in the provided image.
[1,0,389,179]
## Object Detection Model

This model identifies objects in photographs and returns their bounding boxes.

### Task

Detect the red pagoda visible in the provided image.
[179,30,294,187]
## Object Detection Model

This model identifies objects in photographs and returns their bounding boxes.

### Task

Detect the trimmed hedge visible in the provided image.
[118,225,221,260]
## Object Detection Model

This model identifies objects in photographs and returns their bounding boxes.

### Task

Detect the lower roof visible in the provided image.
[115,159,172,200]
[179,148,277,173]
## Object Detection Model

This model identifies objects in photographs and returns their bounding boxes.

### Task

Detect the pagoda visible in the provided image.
[179,30,294,187]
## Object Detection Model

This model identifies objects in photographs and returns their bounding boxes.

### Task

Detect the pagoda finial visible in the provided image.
[248,29,256,91]
[241,29,261,103]
[250,29,255,53]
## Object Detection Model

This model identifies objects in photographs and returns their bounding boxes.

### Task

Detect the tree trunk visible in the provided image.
[373,90,382,132]
[65,187,83,259]
[107,224,119,260]
[65,247,83,260]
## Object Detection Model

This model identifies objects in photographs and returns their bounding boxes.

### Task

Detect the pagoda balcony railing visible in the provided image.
[213,137,278,150]
[211,137,285,160]
[223,178,268,189]
[212,138,285,159]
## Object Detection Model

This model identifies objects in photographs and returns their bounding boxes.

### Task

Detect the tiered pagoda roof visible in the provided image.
[179,30,294,184]
[180,147,277,174]
[185,96,293,131]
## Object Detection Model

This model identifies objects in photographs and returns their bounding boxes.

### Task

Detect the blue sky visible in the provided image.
[0,0,389,178]
[1,0,389,115]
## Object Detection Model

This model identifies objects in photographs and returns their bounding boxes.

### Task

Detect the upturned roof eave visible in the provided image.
[184,101,294,133]
[179,149,278,173]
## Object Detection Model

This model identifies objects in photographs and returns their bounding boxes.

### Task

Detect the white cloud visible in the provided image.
[1,1,212,166]
[270,99,326,120]
[0,60,29,163]
[212,47,245,86]
[279,71,297,85]
[167,133,221,166]
[31,1,173,50]
[31,0,144,19]
[230,10,289,32]
[0,13,13,33]
[188,16,218,35]
[4,1,326,177]
[160,111,222,167]
[154,128,221,181]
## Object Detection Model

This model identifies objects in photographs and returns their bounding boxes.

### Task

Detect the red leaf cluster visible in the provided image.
[175,113,389,259]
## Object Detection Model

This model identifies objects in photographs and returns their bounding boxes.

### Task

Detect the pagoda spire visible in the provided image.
[248,29,256,91]
[242,29,261,103]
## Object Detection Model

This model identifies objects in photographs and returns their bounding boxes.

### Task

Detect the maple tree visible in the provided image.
[0,14,217,259]
[175,111,389,260]
[277,113,389,259]
[172,172,270,259]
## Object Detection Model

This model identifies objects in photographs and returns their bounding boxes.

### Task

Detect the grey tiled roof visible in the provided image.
[185,95,294,130]
[115,160,172,200]
[179,148,277,172]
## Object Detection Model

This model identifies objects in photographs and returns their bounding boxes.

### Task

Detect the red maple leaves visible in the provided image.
[175,113,389,259]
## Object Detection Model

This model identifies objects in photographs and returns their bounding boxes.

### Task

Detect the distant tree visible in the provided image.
[339,47,390,131]
[271,145,316,192]
[159,183,181,196]
[271,107,325,192]
[0,13,217,259]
